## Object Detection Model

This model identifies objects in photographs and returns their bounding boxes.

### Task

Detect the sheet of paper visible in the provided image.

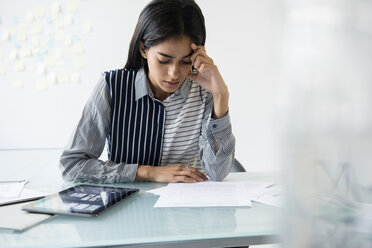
[252,185,284,207]
[150,181,253,208]
[0,181,27,198]
[0,188,47,206]
[0,202,53,231]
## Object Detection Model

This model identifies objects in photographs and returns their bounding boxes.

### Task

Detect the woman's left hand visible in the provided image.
[187,43,229,119]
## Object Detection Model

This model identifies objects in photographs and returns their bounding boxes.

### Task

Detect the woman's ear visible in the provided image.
[139,42,147,59]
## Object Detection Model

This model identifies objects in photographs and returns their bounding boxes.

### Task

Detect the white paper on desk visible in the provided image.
[243,181,274,199]
[252,185,284,207]
[0,188,47,206]
[0,202,53,231]
[0,181,27,198]
[152,181,252,208]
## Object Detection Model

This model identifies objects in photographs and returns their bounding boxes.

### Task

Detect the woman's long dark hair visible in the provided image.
[125,0,206,70]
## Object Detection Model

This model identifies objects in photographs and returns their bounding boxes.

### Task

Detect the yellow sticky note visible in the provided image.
[64,14,73,25]
[32,36,40,47]
[55,20,64,29]
[34,6,45,18]
[9,49,18,60]
[83,21,93,33]
[51,2,62,14]
[36,78,47,91]
[67,0,78,13]
[54,48,63,59]
[56,60,64,67]
[64,33,72,45]
[71,72,80,83]
[54,29,65,41]
[13,78,24,89]
[0,64,5,75]
[40,39,47,47]
[20,46,32,57]
[37,63,46,75]
[26,10,35,22]
[31,23,43,34]
[14,61,25,71]
[18,22,27,29]
[51,13,60,21]
[73,42,84,54]
[73,58,85,69]
[1,30,10,41]
[58,72,70,83]
[48,73,58,84]
[16,30,27,42]
[45,55,56,67]
[32,47,40,56]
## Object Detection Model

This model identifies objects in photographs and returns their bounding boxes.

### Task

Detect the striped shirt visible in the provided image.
[59,68,235,183]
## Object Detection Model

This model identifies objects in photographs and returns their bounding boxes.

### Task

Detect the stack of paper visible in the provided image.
[148,181,276,208]
[0,180,27,198]
[0,188,47,206]
[0,181,50,231]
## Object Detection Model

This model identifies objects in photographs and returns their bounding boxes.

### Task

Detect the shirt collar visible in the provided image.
[135,67,154,101]
[134,67,192,102]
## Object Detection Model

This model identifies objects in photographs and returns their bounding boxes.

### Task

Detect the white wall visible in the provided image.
[0,0,282,172]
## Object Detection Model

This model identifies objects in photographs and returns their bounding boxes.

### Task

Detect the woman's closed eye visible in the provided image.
[158,59,192,65]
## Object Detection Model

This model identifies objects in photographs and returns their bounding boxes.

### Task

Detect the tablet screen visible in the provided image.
[22,184,139,217]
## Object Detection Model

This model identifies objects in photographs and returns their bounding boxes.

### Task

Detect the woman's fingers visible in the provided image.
[191,43,213,66]
[151,164,208,183]
[170,164,208,183]
[173,176,196,183]
[176,168,207,182]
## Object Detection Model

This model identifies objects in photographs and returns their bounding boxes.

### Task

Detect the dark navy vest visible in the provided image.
[105,68,165,166]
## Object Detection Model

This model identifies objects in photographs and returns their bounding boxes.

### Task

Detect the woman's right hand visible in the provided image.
[136,164,208,183]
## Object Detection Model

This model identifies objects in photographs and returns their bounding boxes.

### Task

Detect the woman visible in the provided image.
[59,0,235,183]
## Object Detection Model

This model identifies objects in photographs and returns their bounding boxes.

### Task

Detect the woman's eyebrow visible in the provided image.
[157,51,194,59]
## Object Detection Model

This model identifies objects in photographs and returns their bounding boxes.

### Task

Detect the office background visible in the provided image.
[1,1,372,246]
[1,0,372,179]
[0,0,282,172]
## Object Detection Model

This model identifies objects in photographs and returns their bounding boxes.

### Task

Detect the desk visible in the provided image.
[0,149,280,248]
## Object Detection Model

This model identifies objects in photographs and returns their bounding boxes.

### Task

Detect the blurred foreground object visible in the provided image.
[281,0,372,247]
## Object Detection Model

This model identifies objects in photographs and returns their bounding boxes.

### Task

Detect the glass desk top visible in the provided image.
[0,149,280,248]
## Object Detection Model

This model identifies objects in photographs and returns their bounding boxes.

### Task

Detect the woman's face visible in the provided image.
[141,36,194,101]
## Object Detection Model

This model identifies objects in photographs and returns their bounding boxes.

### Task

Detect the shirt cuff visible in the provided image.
[208,112,231,134]
[120,163,139,182]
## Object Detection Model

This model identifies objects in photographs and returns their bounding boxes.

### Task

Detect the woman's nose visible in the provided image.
[168,63,180,79]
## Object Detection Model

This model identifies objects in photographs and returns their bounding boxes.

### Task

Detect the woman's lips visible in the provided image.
[164,81,180,87]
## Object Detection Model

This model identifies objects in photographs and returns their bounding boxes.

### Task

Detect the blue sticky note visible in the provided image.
[12,16,19,23]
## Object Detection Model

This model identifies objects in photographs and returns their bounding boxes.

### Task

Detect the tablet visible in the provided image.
[22,184,139,217]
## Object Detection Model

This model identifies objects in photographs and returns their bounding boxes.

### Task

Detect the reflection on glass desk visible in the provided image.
[0,149,280,248]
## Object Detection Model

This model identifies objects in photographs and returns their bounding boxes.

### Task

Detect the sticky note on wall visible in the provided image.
[51,2,62,14]
[73,42,84,54]
[20,46,32,57]
[0,64,5,75]
[34,6,45,18]
[9,50,18,60]
[36,78,47,91]
[67,0,78,13]
[73,58,84,69]
[58,72,70,83]
[14,61,25,71]
[13,78,24,88]
[71,72,80,83]
[1,30,10,41]
[31,23,43,35]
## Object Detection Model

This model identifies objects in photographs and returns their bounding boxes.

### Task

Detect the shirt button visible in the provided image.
[212,124,217,128]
